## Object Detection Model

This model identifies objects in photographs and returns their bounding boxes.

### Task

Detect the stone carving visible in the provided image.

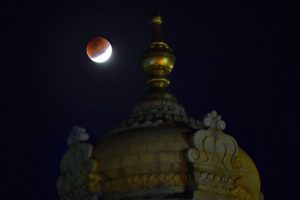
[105,173,187,192]
[57,127,101,200]
[188,111,242,199]
[114,93,202,132]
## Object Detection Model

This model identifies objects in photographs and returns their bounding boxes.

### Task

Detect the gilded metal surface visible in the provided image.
[146,78,170,88]
[142,17,175,88]
[152,16,162,25]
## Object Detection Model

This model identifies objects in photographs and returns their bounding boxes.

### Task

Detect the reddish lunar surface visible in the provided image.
[86,37,111,60]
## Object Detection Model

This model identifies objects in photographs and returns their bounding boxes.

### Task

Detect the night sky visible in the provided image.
[2,0,295,199]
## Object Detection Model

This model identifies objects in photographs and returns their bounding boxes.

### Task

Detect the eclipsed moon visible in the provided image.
[86,37,112,63]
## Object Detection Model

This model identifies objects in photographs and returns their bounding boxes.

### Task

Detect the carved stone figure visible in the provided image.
[57,127,101,200]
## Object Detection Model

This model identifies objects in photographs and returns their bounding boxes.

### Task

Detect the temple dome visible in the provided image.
[236,148,262,200]
[57,16,263,200]
[94,125,191,199]
[92,110,262,200]
[92,15,263,200]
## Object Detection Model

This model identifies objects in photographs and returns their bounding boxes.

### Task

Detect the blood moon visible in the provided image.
[86,37,112,63]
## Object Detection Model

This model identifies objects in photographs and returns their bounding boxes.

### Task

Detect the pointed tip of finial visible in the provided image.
[152,16,162,25]
[151,16,163,42]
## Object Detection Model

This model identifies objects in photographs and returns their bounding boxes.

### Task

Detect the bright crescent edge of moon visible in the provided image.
[91,45,112,63]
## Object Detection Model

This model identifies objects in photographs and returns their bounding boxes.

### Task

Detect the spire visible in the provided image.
[152,16,163,41]
[142,16,175,89]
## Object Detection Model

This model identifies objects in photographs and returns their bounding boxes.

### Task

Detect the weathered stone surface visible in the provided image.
[104,157,121,170]
[94,126,190,198]
[121,154,139,167]
[159,152,177,163]
[113,91,201,132]
[147,141,166,152]
[57,127,101,200]
[129,142,147,153]
[188,111,262,200]
[139,152,157,164]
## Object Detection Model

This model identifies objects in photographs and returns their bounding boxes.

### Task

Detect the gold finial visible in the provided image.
[151,16,163,42]
[142,16,175,89]
[152,16,162,25]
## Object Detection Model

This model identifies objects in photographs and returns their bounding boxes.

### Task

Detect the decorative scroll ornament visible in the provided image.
[188,111,242,200]
[57,127,101,200]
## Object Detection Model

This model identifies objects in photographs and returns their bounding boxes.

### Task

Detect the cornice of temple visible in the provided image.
[112,90,202,132]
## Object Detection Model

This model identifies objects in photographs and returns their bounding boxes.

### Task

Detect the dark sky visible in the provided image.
[2,0,296,199]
